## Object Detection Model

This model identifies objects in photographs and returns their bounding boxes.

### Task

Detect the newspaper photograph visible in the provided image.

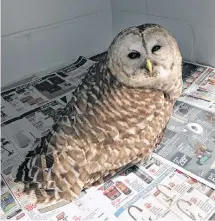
[179,66,215,113]
[33,73,75,100]
[1,82,48,116]
[24,100,65,137]
[32,56,96,101]
[154,101,215,189]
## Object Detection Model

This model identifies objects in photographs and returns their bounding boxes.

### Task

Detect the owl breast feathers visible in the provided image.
[14,23,182,205]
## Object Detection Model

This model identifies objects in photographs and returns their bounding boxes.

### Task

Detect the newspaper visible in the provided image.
[1,81,48,116]
[154,101,215,189]
[1,98,19,123]
[87,157,215,221]
[1,55,215,220]
[55,56,96,84]
[179,61,215,113]
[1,56,96,121]
[24,100,66,137]
[2,156,215,220]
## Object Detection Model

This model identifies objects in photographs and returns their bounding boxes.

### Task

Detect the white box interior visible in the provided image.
[2,0,215,85]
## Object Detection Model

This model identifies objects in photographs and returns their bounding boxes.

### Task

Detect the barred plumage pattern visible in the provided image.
[15,60,173,204]
[14,23,182,205]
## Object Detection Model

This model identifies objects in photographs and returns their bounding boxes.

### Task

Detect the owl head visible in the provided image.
[107,24,182,94]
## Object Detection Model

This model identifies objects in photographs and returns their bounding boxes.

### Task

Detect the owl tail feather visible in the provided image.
[12,147,94,204]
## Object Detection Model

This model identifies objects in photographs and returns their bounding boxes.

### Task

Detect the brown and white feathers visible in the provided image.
[13,24,182,205]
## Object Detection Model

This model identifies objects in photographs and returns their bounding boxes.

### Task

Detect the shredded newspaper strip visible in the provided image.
[1,55,215,220]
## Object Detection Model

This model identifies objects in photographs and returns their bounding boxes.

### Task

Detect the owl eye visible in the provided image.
[128,51,141,59]
[152,45,161,53]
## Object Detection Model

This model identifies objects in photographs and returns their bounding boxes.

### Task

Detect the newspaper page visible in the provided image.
[2,118,41,157]
[1,81,49,116]
[3,155,214,220]
[30,56,96,101]
[32,73,74,100]
[180,62,215,113]
[1,98,19,123]
[86,157,215,221]
[154,100,215,189]
[1,56,95,92]
[24,100,66,137]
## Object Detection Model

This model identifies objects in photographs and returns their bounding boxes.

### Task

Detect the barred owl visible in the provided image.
[13,24,182,205]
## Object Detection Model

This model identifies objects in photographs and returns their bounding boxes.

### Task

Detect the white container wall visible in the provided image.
[1,0,112,85]
[111,0,215,66]
[2,0,215,85]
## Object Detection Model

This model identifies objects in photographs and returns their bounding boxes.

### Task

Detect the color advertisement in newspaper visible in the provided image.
[86,157,215,221]
[2,155,215,220]
[180,62,215,113]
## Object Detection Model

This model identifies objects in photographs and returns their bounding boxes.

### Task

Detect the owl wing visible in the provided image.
[14,60,173,204]
[81,89,172,188]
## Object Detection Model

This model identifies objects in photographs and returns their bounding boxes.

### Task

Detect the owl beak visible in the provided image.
[145,59,153,73]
